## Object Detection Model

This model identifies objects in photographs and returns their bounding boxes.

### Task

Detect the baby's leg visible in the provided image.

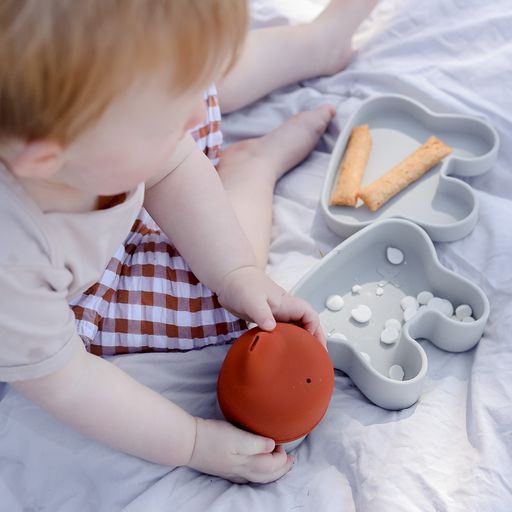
[217,0,378,113]
[217,105,335,269]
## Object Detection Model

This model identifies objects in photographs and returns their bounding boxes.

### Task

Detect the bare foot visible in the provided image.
[217,105,335,268]
[218,105,336,186]
[310,0,379,75]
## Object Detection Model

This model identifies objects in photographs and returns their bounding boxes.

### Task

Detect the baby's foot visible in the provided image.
[218,105,335,186]
[310,0,379,76]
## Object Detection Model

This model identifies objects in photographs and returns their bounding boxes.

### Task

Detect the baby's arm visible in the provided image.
[13,341,196,465]
[12,341,291,482]
[144,134,257,294]
[144,134,324,339]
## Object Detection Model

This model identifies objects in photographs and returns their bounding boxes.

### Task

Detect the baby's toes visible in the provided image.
[294,105,336,137]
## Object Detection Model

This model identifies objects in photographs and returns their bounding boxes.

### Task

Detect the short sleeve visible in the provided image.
[0,264,83,382]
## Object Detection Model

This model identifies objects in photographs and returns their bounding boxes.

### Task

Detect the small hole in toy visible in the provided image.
[249,336,260,352]
[306,378,312,384]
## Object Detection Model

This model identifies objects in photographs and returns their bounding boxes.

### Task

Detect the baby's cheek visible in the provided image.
[145,137,175,166]
[184,102,208,131]
[163,130,185,155]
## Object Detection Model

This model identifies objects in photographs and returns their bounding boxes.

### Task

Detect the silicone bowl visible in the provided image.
[291,218,490,410]
[322,94,499,241]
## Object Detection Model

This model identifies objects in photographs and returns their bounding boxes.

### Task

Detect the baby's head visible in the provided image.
[0,0,248,195]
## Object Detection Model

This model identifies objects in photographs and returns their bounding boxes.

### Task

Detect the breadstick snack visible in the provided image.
[330,124,372,206]
[358,135,452,211]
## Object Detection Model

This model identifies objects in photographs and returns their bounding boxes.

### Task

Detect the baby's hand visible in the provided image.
[187,418,293,483]
[217,266,326,347]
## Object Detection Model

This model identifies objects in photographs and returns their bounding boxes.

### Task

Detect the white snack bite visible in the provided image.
[427,297,446,314]
[327,332,348,342]
[325,294,345,311]
[462,316,476,323]
[417,290,434,305]
[455,304,473,319]
[380,326,400,345]
[403,306,418,322]
[376,286,385,296]
[351,304,372,323]
[427,297,453,317]
[386,247,404,265]
[385,318,402,331]
[441,299,454,317]
[389,364,405,381]
[352,284,362,294]
[426,297,444,311]
[400,295,418,311]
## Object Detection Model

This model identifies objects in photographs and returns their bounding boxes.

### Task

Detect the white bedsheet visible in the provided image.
[1,1,511,510]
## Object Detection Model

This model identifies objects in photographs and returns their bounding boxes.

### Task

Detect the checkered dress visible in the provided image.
[70,85,247,355]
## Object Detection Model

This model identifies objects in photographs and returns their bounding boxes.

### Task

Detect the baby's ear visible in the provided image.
[12,140,63,179]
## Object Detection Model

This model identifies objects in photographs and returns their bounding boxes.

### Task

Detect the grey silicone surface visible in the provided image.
[291,219,490,410]
[322,94,499,241]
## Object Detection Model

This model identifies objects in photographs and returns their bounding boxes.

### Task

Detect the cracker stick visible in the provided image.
[358,135,452,212]
[330,124,372,207]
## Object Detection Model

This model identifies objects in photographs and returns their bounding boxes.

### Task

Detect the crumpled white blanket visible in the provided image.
[1,1,511,510]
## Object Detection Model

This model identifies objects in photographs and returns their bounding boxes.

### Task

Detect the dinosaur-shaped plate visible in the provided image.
[291,219,489,410]
[322,94,499,242]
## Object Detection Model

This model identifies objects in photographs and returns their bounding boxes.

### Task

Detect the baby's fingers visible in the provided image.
[272,296,326,348]
[247,448,294,483]
[243,294,276,332]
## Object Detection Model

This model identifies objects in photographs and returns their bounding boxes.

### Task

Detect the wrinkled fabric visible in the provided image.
[1,1,511,510]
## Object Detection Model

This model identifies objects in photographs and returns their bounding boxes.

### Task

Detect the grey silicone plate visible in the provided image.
[322,94,499,241]
[291,219,489,410]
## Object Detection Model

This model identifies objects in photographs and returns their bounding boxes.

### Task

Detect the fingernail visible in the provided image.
[266,439,275,451]
[262,319,275,330]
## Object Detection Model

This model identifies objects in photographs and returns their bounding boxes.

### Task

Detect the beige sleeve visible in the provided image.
[0,265,83,382]
[330,125,372,207]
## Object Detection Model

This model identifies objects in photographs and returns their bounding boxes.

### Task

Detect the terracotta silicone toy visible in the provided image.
[217,323,334,445]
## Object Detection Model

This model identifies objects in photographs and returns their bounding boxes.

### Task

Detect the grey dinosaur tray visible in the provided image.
[322,94,499,242]
[291,218,489,410]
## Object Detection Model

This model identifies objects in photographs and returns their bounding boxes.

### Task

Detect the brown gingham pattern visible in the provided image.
[70,85,248,355]
[188,84,223,166]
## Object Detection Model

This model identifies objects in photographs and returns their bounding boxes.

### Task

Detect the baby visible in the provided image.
[0,0,376,484]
